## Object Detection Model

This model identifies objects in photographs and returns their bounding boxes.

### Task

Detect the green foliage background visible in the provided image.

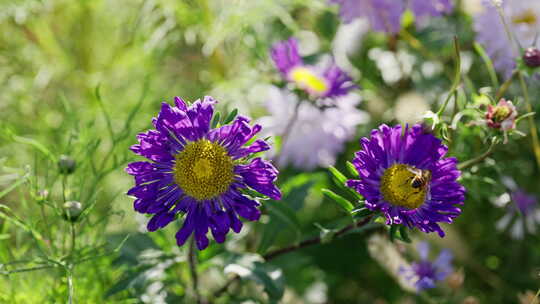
[0,0,539,303]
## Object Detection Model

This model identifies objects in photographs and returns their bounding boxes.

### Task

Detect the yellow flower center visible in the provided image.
[174,139,234,200]
[379,164,431,210]
[512,10,537,25]
[493,106,511,122]
[289,67,329,95]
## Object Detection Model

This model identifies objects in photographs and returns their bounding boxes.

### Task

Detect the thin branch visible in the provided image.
[273,100,302,166]
[189,237,203,304]
[457,139,497,170]
[518,72,540,169]
[0,265,55,275]
[212,215,374,299]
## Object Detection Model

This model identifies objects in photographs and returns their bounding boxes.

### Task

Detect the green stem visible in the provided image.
[495,70,517,101]
[518,72,540,169]
[274,99,302,166]
[458,139,497,170]
[67,267,74,304]
[473,42,499,89]
[436,38,461,117]
[188,237,202,304]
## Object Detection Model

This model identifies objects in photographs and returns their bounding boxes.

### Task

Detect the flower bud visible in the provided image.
[36,189,49,203]
[462,296,480,304]
[447,268,465,290]
[58,155,76,175]
[523,47,540,68]
[485,99,517,132]
[63,201,83,222]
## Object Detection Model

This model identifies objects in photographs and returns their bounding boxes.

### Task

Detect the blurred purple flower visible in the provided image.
[401,242,453,291]
[329,0,453,33]
[474,1,540,77]
[496,180,540,239]
[410,0,453,26]
[271,38,356,99]
[258,86,368,170]
[329,0,404,33]
[126,97,281,250]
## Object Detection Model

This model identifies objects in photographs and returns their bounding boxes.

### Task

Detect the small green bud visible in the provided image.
[63,201,83,222]
[36,190,49,203]
[58,155,76,175]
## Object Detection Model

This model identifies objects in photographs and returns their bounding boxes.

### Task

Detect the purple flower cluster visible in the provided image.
[126,97,281,250]
[330,0,453,33]
[401,242,453,291]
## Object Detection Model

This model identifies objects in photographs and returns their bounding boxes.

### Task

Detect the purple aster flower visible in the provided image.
[126,96,281,250]
[401,242,453,291]
[347,124,466,236]
[474,1,540,77]
[270,38,356,99]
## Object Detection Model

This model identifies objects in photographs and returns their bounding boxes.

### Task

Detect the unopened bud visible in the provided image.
[447,268,465,290]
[63,201,83,222]
[36,190,49,203]
[58,155,76,175]
[462,296,480,304]
[523,47,540,68]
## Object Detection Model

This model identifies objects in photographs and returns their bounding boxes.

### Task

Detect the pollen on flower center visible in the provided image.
[174,139,234,200]
[492,106,511,122]
[289,66,329,94]
[380,164,431,210]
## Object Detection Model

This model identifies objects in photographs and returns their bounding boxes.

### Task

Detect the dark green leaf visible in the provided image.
[346,161,359,177]
[222,108,238,125]
[389,224,398,243]
[327,166,363,201]
[399,226,411,243]
[211,111,221,128]
[322,189,354,213]
[351,207,371,219]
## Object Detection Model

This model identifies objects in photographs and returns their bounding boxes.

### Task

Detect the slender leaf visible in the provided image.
[222,108,238,125]
[322,189,354,213]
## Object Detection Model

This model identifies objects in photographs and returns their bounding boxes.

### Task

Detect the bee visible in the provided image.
[406,167,432,190]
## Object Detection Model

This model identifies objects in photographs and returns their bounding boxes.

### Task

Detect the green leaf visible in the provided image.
[211,111,221,128]
[224,256,284,302]
[322,189,354,213]
[0,172,28,200]
[389,224,398,242]
[346,161,359,177]
[10,134,55,162]
[351,207,371,219]
[327,166,363,201]
[314,223,336,244]
[264,200,301,234]
[258,175,316,253]
[474,42,499,89]
[399,226,411,243]
[222,108,238,125]
[104,266,153,298]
